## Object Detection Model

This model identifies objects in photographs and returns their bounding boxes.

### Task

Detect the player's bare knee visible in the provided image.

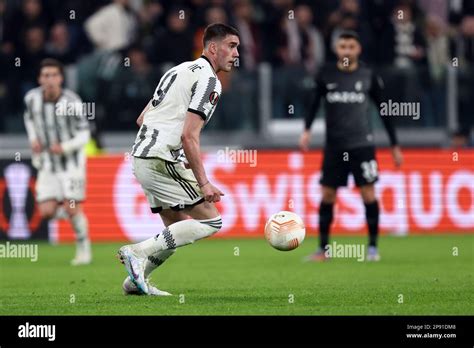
[362,195,376,204]
[322,196,336,204]
[39,208,55,220]
[160,210,188,227]
[360,185,376,203]
[38,201,57,220]
[322,187,337,204]
[185,200,220,221]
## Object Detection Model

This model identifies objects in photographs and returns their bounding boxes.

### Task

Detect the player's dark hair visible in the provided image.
[338,30,361,43]
[203,23,240,47]
[39,58,64,77]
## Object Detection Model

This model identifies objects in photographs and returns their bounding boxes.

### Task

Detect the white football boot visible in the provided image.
[122,277,172,296]
[71,239,92,266]
[117,245,148,294]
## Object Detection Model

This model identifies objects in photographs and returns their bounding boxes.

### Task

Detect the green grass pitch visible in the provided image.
[0,235,472,315]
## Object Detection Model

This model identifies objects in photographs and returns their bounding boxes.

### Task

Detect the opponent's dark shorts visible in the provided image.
[320,146,378,188]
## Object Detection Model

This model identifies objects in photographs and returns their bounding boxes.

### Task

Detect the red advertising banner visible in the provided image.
[56,150,474,242]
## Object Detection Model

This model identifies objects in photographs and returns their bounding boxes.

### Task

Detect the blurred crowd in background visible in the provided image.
[0,0,473,142]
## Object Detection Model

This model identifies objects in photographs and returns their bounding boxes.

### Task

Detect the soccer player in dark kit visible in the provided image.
[299,31,403,261]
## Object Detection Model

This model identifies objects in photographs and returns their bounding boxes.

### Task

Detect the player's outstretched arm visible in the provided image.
[23,98,41,153]
[299,76,325,151]
[369,73,403,168]
[55,105,91,155]
[53,130,90,155]
[380,116,402,167]
[182,112,224,203]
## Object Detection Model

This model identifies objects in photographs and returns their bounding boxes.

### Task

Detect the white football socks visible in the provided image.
[54,206,69,220]
[133,216,222,257]
[144,249,176,278]
[70,212,89,243]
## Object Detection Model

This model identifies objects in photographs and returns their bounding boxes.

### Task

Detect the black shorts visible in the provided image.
[320,146,379,188]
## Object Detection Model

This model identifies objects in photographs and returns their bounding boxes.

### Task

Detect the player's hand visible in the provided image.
[201,182,224,203]
[31,140,42,154]
[299,130,311,151]
[391,146,403,168]
[50,143,64,155]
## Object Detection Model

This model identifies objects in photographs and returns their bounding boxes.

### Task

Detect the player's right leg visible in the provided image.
[305,147,347,262]
[119,204,221,293]
[35,170,61,219]
[37,200,59,220]
[305,186,337,262]
[121,209,184,296]
[125,200,221,261]
[319,185,337,250]
[118,157,222,293]
[143,209,183,278]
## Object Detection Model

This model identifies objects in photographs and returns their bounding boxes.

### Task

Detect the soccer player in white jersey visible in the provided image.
[23,58,92,265]
[118,23,240,296]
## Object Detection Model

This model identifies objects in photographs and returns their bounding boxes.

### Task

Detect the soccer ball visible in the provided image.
[264,211,305,251]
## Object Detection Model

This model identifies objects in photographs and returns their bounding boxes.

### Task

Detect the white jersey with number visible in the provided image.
[23,87,90,174]
[23,87,90,202]
[131,56,222,162]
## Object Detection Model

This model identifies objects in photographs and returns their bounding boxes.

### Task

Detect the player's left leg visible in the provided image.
[61,172,91,265]
[64,201,91,265]
[351,146,381,261]
[360,184,380,257]
[35,170,62,219]
[305,185,337,262]
[142,209,185,277]
[131,200,221,257]
[122,209,186,296]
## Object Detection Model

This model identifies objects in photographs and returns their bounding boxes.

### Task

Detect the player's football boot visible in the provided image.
[71,239,92,266]
[303,248,330,262]
[366,246,381,262]
[117,246,148,294]
[122,276,172,296]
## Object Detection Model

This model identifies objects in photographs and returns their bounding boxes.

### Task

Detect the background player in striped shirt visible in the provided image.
[23,58,92,265]
[118,23,240,295]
